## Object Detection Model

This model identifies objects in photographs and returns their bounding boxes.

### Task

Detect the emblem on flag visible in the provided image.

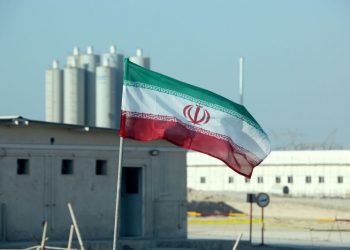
[183,104,210,125]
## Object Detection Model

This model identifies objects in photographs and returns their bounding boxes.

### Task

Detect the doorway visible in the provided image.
[120,166,143,237]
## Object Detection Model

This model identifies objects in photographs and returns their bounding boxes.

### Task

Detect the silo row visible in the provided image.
[45,46,150,129]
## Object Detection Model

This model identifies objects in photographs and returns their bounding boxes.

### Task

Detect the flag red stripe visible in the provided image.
[120,114,261,177]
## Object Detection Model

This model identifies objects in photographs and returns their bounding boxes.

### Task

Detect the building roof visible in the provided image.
[187,149,350,166]
[0,116,184,151]
[0,116,118,133]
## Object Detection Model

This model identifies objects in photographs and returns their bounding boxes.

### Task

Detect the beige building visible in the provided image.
[0,116,187,248]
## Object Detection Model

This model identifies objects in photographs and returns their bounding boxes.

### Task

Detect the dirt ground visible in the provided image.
[187,189,350,247]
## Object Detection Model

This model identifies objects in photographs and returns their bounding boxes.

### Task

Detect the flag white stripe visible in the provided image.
[123,85,270,159]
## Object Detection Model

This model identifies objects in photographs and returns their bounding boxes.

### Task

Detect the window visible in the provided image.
[306,176,312,184]
[61,159,73,175]
[257,176,263,184]
[200,177,206,184]
[275,176,281,184]
[96,160,107,175]
[17,159,29,175]
[318,176,325,183]
[337,176,343,184]
[245,178,250,183]
[287,176,293,184]
[228,176,234,183]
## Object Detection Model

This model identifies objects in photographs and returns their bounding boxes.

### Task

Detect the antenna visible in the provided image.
[239,57,244,105]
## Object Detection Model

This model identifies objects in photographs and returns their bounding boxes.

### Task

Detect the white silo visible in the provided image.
[115,53,125,129]
[95,58,117,128]
[79,46,100,127]
[96,45,124,129]
[63,59,85,125]
[129,48,151,69]
[101,45,118,67]
[66,47,80,69]
[45,60,63,123]
[79,46,100,70]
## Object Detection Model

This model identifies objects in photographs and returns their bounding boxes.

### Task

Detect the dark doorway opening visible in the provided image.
[120,167,143,237]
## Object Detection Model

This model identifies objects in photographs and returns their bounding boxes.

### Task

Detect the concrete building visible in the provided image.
[187,150,350,197]
[0,116,186,248]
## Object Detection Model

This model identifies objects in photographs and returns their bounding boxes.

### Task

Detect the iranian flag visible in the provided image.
[120,59,270,177]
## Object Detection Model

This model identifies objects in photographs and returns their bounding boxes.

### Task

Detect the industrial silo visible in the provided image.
[66,47,80,69]
[45,60,63,123]
[115,53,124,129]
[95,58,117,128]
[79,46,100,127]
[96,45,124,129]
[129,48,151,69]
[101,45,118,67]
[63,58,85,125]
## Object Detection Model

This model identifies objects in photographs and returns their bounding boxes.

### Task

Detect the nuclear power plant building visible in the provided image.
[45,46,150,129]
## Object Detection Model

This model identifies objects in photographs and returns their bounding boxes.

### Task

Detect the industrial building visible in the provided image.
[45,46,150,128]
[187,150,350,197]
[0,116,187,248]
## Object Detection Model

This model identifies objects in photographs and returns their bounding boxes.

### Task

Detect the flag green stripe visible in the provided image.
[124,60,267,136]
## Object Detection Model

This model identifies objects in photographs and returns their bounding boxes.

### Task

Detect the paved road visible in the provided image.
[188,223,350,249]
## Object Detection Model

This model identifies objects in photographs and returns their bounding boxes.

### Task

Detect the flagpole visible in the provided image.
[239,56,252,245]
[239,56,244,105]
[113,136,124,250]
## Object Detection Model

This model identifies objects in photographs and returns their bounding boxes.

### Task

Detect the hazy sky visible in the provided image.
[1,0,349,149]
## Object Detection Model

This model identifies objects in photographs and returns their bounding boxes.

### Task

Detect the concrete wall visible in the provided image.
[187,150,350,197]
[0,121,187,242]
